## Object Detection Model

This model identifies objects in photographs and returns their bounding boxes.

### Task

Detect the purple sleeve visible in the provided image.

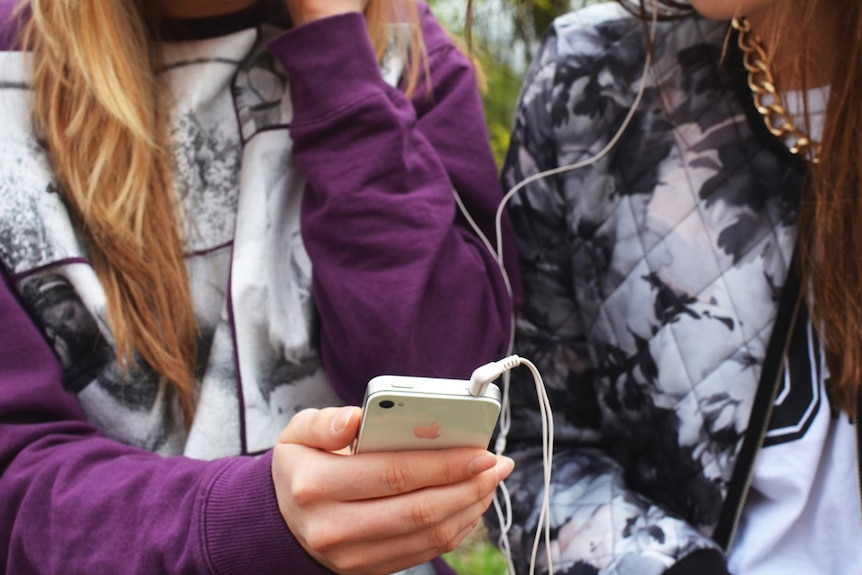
[269,3,522,406]
[0,0,23,50]
[0,270,333,575]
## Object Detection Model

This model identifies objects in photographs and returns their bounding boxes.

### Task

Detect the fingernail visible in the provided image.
[469,453,497,475]
[496,456,515,481]
[332,407,354,433]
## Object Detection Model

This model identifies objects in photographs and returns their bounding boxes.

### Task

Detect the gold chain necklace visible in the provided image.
[731,17,820,162]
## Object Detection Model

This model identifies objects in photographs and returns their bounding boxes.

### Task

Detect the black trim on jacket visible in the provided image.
[665,550,731,575]
[712,26,811,551]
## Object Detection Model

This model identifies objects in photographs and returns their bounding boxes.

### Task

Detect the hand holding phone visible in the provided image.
[353,375,502,454]
[271,406,514,574]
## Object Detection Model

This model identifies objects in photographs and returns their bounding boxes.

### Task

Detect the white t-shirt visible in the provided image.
[728,87,862,575]
[728,311,862,574]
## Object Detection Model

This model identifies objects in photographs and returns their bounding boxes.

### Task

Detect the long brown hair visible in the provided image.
[624,0,862,416]
[17,0,428,424]
[795,1,862,416]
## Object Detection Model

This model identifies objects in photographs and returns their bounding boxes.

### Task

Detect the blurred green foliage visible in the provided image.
[443,524,509,574]
[475,49,524,167]
[444,540,509,574]
[429,0,592,167]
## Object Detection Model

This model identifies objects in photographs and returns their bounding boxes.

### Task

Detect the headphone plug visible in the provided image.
[468,355,521,396]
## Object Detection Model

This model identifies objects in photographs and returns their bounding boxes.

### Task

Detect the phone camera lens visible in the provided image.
[379,400,395,409]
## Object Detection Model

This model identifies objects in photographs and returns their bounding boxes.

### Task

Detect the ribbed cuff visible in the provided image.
[201,451,333,575]
[663,549,730,575]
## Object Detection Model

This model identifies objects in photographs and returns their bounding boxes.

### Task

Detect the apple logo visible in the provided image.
[413,421,441,440]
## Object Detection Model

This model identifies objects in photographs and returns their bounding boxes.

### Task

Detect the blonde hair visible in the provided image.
[18,0,428,424]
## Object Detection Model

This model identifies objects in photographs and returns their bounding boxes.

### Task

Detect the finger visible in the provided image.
[370,517,482,575]
[311,458,509,543]
[330,449,509,501]
[335,520,480,575]
[278,406,361,452]
[279,446,497,507]
[315,494,488,575]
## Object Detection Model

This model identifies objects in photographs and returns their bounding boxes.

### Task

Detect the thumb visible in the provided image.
[277,406,362,452]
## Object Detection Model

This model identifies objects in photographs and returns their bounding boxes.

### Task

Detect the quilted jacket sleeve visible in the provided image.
[487,11,729,575]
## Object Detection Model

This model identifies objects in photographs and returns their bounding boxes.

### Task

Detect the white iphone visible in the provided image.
[353,375,502,453]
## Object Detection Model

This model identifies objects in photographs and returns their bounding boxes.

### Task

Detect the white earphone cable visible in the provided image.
[453,4,659,572]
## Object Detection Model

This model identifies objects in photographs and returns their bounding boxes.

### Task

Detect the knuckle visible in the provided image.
[330,554,364,574]
[429,522,459,554]
[410,499,439,530]
[383,464,414,493]
[302,523,337,553]
[290,473,325,507]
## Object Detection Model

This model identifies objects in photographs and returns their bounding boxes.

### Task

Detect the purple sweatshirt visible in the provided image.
[0,2,520,574]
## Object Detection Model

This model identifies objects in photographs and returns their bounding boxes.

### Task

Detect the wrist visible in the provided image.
[203,453,329,575]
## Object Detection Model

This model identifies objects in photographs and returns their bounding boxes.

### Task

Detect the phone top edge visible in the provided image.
[365,375,502,402]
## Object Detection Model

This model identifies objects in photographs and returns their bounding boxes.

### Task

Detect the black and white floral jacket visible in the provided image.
[491,3,815,574]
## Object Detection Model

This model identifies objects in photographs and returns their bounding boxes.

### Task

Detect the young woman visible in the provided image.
[0,0,520,573]
[495,0,856,573]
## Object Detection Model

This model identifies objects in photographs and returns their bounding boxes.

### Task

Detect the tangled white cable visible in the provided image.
[452,3,660,571]
[469,355,554,575]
